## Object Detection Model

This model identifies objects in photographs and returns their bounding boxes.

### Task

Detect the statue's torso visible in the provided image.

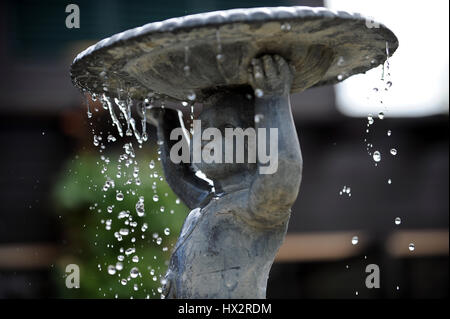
[164,189,289,299]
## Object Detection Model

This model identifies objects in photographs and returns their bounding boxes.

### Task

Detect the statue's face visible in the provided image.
[191,96,255,182]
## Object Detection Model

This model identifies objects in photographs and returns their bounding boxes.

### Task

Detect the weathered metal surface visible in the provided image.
[70,6,398,103]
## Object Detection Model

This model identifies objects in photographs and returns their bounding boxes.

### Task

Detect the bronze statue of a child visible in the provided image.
[147,55,302,298]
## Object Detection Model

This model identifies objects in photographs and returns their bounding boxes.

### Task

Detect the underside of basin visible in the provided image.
[70,6,398,103]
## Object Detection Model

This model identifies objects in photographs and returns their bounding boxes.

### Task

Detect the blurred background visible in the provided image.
[0,0,448,298]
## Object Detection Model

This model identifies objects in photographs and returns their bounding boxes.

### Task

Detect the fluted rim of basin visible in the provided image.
[70,6,399,102]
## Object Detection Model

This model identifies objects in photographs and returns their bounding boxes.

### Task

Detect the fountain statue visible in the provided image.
[70,6,398,298]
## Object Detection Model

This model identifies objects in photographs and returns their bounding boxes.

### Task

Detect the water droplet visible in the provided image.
[254,88,264,98]
[337,74,344,81]
[351,236,359,245]
[125,247,135,256]
[373,151,381,162]
[183,65,190,76]
[388,179,392,184]
[280,22,291,31]
[115,262,123,271]
[187,91,196,101]
[120,278,127,286]
[390,148,397,156]
[132,255,139,263]
[408,243,415,251]
[367,114,374,125]
[136,196,145,217]
[107,265,116,275]
[378,112,385,120]
[118,210,129,219]
[216,54,225,62]
[395,217,401,225]
[152,195,159,202]
[254,114,264,124]
[387,130,392,136]
[164,228,170,236]
[116,192,124,201]
[119,228,129,236]
[149,160,155,169]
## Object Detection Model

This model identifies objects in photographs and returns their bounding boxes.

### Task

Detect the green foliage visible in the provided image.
[52,150,188,298]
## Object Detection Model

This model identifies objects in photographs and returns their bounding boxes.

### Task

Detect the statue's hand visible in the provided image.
[248,54,294,97]
[146,107,181,127]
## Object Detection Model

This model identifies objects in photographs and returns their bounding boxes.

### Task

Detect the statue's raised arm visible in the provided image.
[247,55,303,227]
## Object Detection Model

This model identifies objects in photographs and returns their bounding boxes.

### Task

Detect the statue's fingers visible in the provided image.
[251,58,264,79]
[274,54,290,75]
[262,55,277,78]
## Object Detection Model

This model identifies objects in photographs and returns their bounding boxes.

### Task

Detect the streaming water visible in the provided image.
[79,86,187,298]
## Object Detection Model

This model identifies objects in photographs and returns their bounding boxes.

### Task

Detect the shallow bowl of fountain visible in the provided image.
[70,6,398,103]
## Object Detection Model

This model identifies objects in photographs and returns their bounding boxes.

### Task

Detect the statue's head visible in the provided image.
[191,87,256,185]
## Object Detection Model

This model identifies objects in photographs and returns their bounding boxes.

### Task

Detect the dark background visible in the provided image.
[0,0,448,298]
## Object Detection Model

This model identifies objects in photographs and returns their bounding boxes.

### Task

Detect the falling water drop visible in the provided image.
[107,265,116,275]
[216,53,225,62]
[390,148,397,156]
[254,114,264,124]
[187,91,196,101]
[183,65,190,76]
[183,46,190,76]
[116,192,124,201]
[125,247,135,256]
[395,217,401,225]
[408,243,415,251]
[351,236,359,245]
[119,228,129,236]
[373,151,381,162]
